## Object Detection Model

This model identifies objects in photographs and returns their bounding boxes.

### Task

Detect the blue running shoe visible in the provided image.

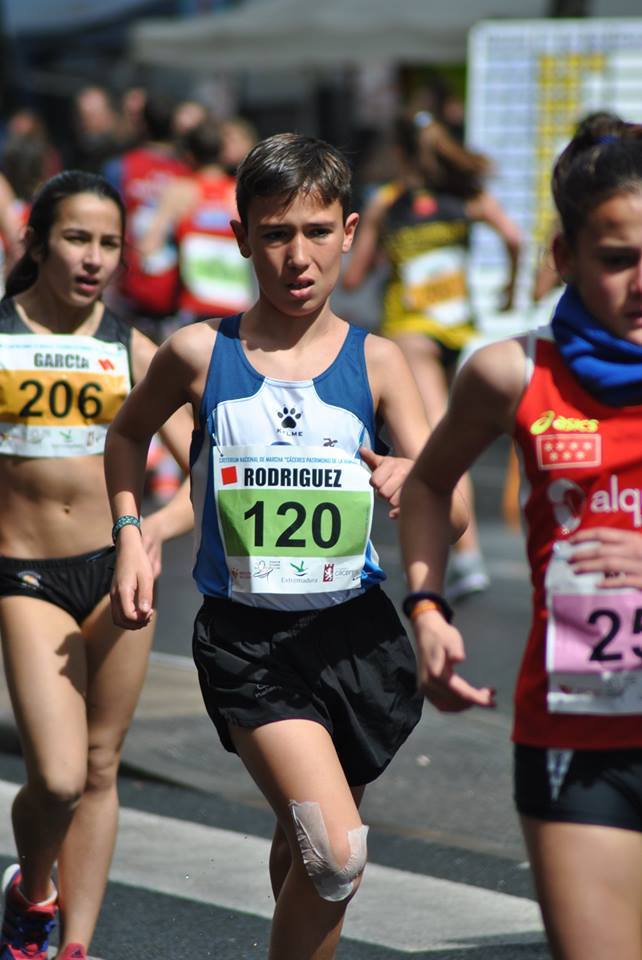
[0,864,58,960]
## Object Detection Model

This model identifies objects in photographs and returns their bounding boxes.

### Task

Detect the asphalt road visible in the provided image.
[0,435,551,958]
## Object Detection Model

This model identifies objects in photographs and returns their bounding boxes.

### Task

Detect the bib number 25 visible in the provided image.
[587,607,642,663]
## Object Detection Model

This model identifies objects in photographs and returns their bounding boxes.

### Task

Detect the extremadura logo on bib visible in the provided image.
[214,444,374,595]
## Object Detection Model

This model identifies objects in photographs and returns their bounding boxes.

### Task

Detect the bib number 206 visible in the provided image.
[19,379,103,419]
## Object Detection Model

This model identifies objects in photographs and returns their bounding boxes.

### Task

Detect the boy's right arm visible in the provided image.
[105,323,214,627]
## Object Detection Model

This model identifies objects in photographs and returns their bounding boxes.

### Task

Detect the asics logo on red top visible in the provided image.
[530,409,599,435]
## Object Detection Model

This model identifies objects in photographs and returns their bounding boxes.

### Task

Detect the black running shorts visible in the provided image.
[514,743,642,832]
[193,586,423,786]
[0,546,115,625]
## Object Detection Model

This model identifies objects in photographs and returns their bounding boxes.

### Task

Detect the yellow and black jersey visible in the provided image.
[379,184,475,351]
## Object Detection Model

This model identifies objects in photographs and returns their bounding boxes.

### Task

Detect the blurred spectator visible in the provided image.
[69,85,127,171]
[4,109,62,178]
[220,115,258,175]
[172,99,208,140]
[103,91,191,339]
[119,85,148,147]
[103,90,193,506]
[7,108,51,141]
[343,108,522,602]
[0,173,23,285]
[1,131,60,205]
[407,76,466,143]
[0,109,64,287]
[139,118,253,328]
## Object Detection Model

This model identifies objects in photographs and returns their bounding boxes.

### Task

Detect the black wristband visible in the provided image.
[402,590,453,624]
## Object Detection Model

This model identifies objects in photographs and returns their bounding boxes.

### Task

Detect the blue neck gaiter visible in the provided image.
[551,285,642,407]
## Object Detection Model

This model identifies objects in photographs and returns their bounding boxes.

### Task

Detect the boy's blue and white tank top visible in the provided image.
[190,314,385,610]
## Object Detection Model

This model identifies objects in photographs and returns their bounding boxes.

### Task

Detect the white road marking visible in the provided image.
[0,780,543,953]
[149,650,195,670]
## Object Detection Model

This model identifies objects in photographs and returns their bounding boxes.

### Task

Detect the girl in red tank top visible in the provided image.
[400,121,642,960]
[137,119,253,325]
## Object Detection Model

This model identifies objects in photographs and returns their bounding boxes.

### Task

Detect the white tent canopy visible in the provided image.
[130,0,550,71]
[6,0,152,35]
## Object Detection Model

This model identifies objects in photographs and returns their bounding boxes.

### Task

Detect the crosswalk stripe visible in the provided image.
[0,780,543,953]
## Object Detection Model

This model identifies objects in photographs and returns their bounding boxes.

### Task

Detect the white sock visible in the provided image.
[18,883,57,907]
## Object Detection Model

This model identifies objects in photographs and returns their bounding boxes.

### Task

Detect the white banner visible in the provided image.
[467,18,642,310]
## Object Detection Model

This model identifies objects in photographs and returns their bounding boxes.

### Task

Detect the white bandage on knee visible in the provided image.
[289,799,368,902]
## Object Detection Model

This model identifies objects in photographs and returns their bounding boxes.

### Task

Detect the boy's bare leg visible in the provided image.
[268,823,290,901]
[231,719,366,960]
[269,783,365,901]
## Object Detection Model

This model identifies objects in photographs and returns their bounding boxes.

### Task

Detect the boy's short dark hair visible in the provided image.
[235,132,352,226]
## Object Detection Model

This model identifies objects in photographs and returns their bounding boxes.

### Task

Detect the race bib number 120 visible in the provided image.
[214,445,373,596]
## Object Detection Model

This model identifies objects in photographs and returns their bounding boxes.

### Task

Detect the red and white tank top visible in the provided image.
[512,325,642,748]
[175,173,252,317]
[119,148,190,316]
[0,198,29,263]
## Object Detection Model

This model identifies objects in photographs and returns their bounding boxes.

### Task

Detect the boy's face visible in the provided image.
[232,192,358,319]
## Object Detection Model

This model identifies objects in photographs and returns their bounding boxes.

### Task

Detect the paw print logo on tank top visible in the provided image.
[277,406,302,429]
